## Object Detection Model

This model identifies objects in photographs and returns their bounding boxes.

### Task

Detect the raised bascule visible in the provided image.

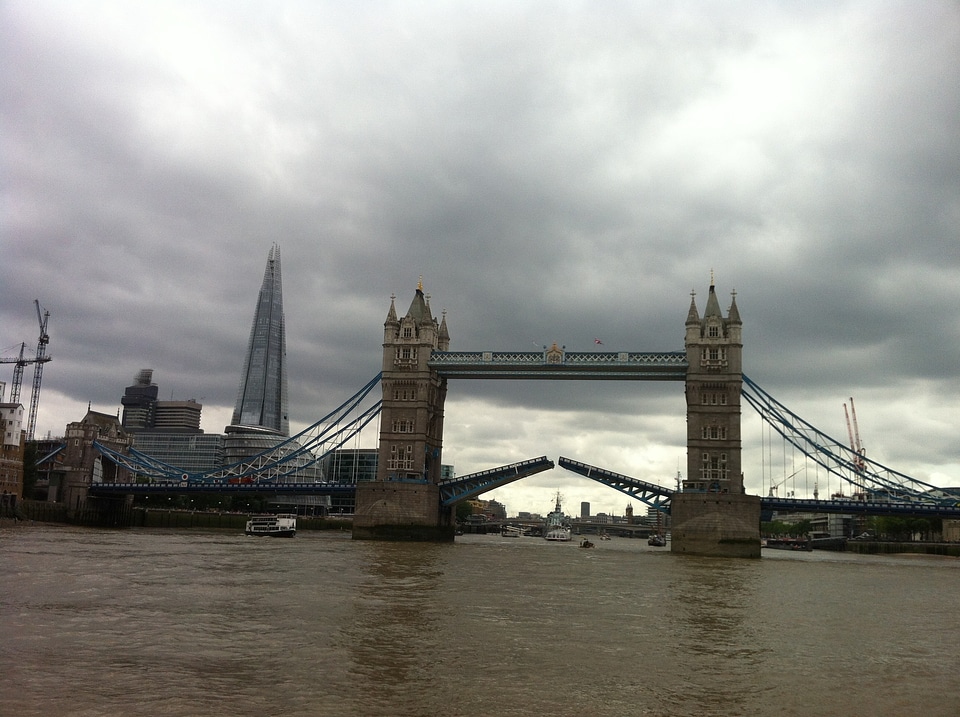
[354,278,761,556]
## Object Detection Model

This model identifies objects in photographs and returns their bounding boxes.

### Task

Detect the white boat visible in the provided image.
[245,513,297,538]
[542,492,572,542]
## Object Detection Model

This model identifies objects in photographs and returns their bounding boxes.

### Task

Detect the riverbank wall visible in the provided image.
[13,500,354,532]
[845,541,960,557]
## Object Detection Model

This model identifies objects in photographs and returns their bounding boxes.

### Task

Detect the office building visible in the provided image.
[228,244,289,436]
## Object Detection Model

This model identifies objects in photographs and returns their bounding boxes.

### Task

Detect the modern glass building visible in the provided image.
[229,244,289,436]
[132,433,224,475]
[322,448,379,484]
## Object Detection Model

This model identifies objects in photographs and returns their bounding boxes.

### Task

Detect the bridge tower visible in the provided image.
[672,279,761,557]
[353,282,454,541]
[683,281,743,494]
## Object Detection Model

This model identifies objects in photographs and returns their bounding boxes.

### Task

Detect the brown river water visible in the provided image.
[1,523,957,717]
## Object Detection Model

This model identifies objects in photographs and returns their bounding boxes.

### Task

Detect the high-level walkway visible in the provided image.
[429,350,688,380]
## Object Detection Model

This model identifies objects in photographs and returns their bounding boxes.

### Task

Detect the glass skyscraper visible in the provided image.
[229,244,289,436]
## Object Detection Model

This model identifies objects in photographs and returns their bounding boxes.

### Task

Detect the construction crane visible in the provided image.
[26,300,51,441]
[0,300,51,441]
[1,342,28,403]
[768,466,804,498]
[843,397,867,500]
[1,342,49,404]
[843,398,866,470]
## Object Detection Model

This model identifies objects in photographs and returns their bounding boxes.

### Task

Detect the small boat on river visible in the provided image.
[543,492,572,542]
[648,534,667,547]
[762,537,812,551]
[245,514,297,537]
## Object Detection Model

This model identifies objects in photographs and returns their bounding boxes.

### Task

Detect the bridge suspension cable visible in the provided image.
[742,375,959,506]
[95,373,383,485]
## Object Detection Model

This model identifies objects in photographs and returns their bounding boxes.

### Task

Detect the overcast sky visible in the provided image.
[3,1,958,515]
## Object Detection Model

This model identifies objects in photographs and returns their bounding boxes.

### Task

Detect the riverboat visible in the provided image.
[543,492,572,542]
[648,534,667,547]
[762,537,812,551]
[245,514,297,538]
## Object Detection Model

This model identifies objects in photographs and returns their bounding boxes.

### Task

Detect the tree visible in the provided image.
[455,501,473,522]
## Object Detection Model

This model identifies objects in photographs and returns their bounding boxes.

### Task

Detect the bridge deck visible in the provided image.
[88,482,356,496]
[429,351,688,380]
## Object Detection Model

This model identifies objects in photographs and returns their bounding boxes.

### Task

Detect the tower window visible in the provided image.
[391,419,415,433]
[701,425,727,440]
[708,325,720,338]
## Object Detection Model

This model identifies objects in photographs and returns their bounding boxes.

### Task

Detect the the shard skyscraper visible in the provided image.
[228,244,289,436]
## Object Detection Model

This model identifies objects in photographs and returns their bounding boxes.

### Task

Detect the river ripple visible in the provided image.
[1,524,957,716]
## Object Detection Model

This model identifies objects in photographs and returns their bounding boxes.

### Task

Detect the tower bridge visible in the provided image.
[89,268,960,553]
[353,277,758,554]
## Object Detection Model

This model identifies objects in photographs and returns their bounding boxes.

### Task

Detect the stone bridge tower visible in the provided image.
[353,282,454,540]
[672,279,760,557]
[683,281,743,494]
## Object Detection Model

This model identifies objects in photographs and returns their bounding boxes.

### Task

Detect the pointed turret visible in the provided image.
[383,294,399,343]
[686,292,699,325]
[405,287,429,323]
[727,290,742,343]
[704,282,723,319]
[685,290,701,343]
[424,292,434,323]
[385,294,398,325]
[438,310,450,351]
[727,290,741,325]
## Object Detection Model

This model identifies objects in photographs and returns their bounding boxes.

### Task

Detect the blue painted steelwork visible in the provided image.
[89,364,960,518]
[742,375,960,507]
[34,443,65,466]
[439,456,555,506]
[760,496,960,518]
[429,350,687,380]
[93,374,383,488]
[557,456,673,512]
[89,481,356,496]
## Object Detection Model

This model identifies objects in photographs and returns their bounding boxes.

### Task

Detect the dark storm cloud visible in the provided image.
[2,1,958,510]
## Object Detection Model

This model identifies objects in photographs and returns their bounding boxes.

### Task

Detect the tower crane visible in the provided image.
[768,466,804,498]
[843,397,866,498]
[1,343,28,403]
[0,300,51,441]
[27,300,51,441]
[1,343,50,405]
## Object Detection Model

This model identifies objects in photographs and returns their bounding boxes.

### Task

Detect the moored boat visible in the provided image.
[648,534,667,547]
[245,513,297,537]
[762,537,812,551]
[543,491,572,541]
